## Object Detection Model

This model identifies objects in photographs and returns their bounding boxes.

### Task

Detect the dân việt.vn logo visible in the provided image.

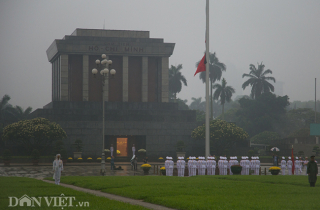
[8,194,89,208]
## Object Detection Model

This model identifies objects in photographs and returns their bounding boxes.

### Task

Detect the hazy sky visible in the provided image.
[1,0,320,110]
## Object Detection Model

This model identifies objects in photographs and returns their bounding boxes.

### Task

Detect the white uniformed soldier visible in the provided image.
[177,157,185,177]
[223,157,228,175]
[287,157,293,175]
[188,156,192,177]
[281,157,286,175]
[255,157,259,175]
[169,157,174,176]
[132,144,136,156]
[165,156,170,176]
[212,157,216,175]
[110,144,114,156]
[192,157,197,176]
[240,157,245,175]
[294,157,300,175]
[245,156,250,175]
[250,157,255,174]
[206,157,212,175]
[201,156,205,175]
[228,157,233,175]
[218,156,223,175]
[303,157,309,175]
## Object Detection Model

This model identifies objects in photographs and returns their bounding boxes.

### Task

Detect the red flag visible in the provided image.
[194,54,207,76]
[291,147,295,175]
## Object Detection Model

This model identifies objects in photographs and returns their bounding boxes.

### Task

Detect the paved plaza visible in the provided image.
[0,162,313,178]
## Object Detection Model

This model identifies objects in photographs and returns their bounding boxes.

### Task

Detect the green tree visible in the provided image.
[197,52,226,119]
[191,119,249,155]
[0,95,17,125]
[15,106,32,120]
[169,64,187,102]
[242,62,276,99]
[236,92,289,137]
[250,131,281,144]
[212,78,235,120]
[2,117,67,154]
[189,97,206,111]
[289,127,311,138]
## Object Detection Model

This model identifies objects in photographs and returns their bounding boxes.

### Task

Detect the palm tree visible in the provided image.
[212,78,235,120]
[15,106,32,120]
[169,64,187,102]
[189,97,206,111]
[242,62,276,99]
[196,52,226,119]
[0,95,17,125]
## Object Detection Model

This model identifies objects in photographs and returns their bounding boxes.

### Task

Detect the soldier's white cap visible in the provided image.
[166,156,169,159]
[296,157,298,160]
[288,157,291,159]
[212,157,215,160]
[282,156,285,159]
[181,157,184,159]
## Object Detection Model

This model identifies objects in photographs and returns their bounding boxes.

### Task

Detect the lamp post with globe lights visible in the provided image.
[92,54,116,175]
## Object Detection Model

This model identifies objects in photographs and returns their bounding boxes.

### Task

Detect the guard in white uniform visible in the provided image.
[188,156,192,177]
[223,157,228,175]
[287,157,293,175]
[206,157,212,175]
[177,157,185,177]
[245,156,250,175]
[110,144,114,156]
[200,157,206,175]
[218,157,223,175]
[281,157,286,175]
[303,157,309,175]
[165,156,170,176]
[240,157,245,175]
[132,144,136,156]
[294,157,300,175]
[255,157,260,175]
[192,157,197,176]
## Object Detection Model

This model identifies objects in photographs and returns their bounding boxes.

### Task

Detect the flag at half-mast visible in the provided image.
[194,53,207,76]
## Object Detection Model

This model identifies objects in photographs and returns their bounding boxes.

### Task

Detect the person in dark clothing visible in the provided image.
[307,155,318,187]
[133,157,138,171]
[110,156,115,170]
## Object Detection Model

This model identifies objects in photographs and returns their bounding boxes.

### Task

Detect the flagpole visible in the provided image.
[205,0,210,159]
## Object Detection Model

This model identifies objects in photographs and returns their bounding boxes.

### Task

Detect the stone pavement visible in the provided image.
[41,179,176,210]
[1,162,314,178]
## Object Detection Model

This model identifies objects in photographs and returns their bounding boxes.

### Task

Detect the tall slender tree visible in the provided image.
[169,64,187,102]
[212,78,235,120]
[242,62,276,99]
[196,52,226,119]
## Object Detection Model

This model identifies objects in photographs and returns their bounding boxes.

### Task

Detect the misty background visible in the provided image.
[1,0,319,110]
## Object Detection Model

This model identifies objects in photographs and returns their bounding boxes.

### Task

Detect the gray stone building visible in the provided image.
[30,28,204,160]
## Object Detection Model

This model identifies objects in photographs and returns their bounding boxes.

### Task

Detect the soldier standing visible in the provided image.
[192,157,197,176]
[132,144,136,156]
[200,157,206,175]
[169,157,174,176]
[206,157,212,175]
[110,144,114,157]
[287,157,293,175]
[255,157,260,175]
[240,157,245,175]
[307,155,318,187]
[165,157,170,176]
[281,157,286,175]
[295,157,300,175]
[180,157,185,177]
[303,157,309,175]
[188,156,192,177]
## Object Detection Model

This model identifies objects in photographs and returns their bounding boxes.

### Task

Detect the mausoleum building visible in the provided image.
[30,28,204,160]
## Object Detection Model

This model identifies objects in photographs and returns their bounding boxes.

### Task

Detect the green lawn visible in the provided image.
[53,175,319,210]
[0,177,148,210]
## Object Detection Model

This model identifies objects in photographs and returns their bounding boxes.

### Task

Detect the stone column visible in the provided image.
[122,56,129,102]
[161,57,169,102]
[82,55,89,101]
[60,54,69,101]
[142,57,148,102]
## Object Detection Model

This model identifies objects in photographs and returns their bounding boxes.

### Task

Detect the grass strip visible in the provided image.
[52,175,320,210]
[0,177,148,210]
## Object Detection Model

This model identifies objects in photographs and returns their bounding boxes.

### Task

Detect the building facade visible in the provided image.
[30,28,204,160]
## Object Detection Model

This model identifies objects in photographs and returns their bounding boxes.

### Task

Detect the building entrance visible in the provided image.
[105,135,146,160]
[116,138,128,157]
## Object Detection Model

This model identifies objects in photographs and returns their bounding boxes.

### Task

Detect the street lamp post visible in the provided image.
[92,54,116,175]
